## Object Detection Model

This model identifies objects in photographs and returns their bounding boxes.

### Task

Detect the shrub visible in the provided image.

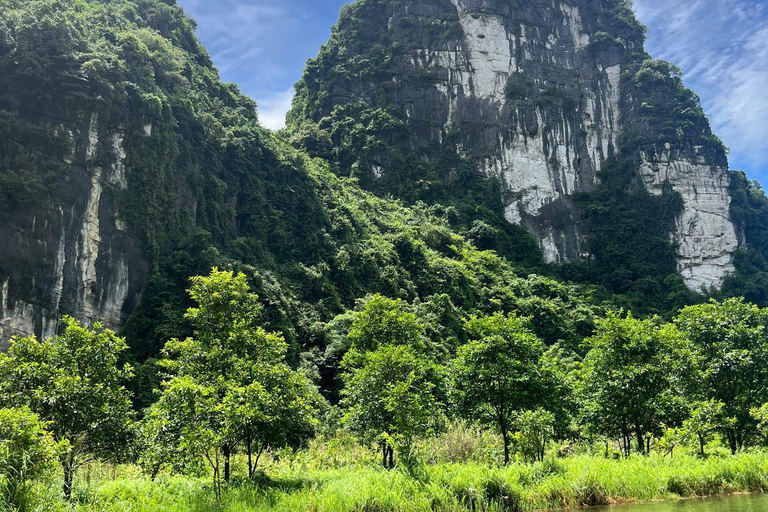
[0,407,56,511]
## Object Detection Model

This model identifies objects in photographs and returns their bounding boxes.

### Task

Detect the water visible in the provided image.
[605,494,768,512]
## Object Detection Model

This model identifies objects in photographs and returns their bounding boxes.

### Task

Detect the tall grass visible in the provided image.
[9,451,768,512]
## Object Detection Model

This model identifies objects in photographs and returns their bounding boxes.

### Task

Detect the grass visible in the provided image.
[9,449,768,512]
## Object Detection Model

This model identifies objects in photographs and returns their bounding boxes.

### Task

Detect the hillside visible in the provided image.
[0,0,767,371]
[288,0,768,306]
[0,0,601,379]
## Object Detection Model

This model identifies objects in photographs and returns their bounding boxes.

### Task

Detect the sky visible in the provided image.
[176,0,768,182]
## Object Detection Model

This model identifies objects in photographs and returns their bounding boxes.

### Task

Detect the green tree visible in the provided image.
[683,400,726,456]
[580,312,692,456]
[675,299,768,452]
[341,344,443,469]
[347,294,425,355]
[0,318,134,499]
[750,403,768,446]
[0,407,56,509]
[147,269,320,491]
[223,363,321,479]
[513,409,555,462]
[448,313,545,464]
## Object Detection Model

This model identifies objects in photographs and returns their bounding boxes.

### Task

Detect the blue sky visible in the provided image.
[176,0,768,182]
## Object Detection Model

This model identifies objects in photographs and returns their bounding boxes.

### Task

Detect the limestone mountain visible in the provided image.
[0,0,600,359]
[288,0,742,293]
[1,0,767,360]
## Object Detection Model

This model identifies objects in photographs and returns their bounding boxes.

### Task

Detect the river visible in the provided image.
[605,494,768,512]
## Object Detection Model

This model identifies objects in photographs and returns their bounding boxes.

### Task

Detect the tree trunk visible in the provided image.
[388,446,394,469]
[223,444,231,483]
[62,461,74,500]
[502,430,510,465]
[382,443,388,468]
[698,433,706,456]
[636,428,645,455]
[727,429,738,455]
[247,437,253,479]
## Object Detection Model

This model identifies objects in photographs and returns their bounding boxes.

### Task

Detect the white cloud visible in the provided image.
[257,89,295,130]
[633,0,768,174]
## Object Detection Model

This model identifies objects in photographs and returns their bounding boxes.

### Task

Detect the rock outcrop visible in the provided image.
[291,0,739,291]
[0,110,149,350]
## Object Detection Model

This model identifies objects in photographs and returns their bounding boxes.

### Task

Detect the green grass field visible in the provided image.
[10,446,768,512]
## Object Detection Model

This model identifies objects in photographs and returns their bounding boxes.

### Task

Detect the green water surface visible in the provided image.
[606,494,768,512]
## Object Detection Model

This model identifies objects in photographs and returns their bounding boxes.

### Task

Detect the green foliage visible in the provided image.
[675,298,768,453]
[346,294,425,355]
[580,312,693,456]
[448,313,547,464]
[341,344,443,469]
[621,57,727,154]
[512,409,555,463]
[568,156,698,316]
[0,407,56,510]
[723,171,768,305]
[751,403,768,444]
[146,269,321,494]
[0,318,135,499]
[684,400,726,455]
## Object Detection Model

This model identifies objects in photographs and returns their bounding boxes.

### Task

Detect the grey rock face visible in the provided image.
[0,110,149,349]
[307,0,738,290]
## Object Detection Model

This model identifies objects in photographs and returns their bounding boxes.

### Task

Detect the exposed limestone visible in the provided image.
[0,110,148,348]
[639,146,738,290]
[309,0,740,290]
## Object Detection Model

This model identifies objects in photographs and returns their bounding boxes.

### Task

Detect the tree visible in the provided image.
[223,364,321,479]
[675,299,768,453]
[448,313,545,464]
[683,400,725,456]
[751,403,768,446]
[341,344,443,469]
[147,268,320,491]
[346,294,425,355]
[513,409,555,462]
[580,312,692,456]
[0,318,134,499]
[0,407,56,509]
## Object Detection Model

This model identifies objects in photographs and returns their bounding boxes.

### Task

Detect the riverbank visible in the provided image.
[15,451,768,512]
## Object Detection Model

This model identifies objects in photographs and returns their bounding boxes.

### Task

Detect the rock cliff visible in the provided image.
[290,0,739,291]
[0,108,149,351]
[0,0,759,352]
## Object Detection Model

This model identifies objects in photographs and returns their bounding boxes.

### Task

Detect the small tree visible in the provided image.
[684,400,725,456]
[0,318,134,499]
[448,313,545,465]
[0,407,56,509]
[147,268,321,491]
[341,344,442,469]
[750,403,768,446]
[513,409,555,462]
[223,364,320,479]
[676,299,768,453]
[580,312,693,457]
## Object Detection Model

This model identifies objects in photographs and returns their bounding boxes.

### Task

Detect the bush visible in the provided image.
[0,407,56,510]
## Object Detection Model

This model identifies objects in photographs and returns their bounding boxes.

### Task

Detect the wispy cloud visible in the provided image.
[257,89,294,130]
[633,0,768,177]
[177,0,338,132]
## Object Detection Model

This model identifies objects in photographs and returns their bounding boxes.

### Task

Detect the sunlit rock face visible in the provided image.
[638,144,738,291]
[0,110,148,350]
[304,0,739,290]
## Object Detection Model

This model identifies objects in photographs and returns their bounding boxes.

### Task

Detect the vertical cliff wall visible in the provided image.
[0,109,149,350]
[290,0,739,291]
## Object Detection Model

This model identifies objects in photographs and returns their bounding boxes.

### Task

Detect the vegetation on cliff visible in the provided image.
[3,0,768,510]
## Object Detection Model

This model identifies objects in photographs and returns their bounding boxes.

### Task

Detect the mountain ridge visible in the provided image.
[0,0,767,361]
